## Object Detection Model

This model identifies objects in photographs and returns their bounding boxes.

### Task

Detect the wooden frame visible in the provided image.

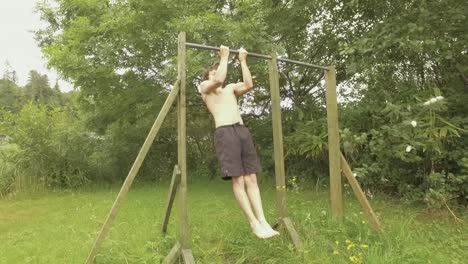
[84,31,381,264]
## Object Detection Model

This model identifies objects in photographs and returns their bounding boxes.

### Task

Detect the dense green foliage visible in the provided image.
[0,69,75,195]
[1,0,467,207]
[1,103,99,190]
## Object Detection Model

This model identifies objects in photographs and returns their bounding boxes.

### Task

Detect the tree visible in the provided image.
[23,70,64,106]
[0,62,23,112]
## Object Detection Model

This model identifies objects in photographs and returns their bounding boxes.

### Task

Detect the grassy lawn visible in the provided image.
[0,179,466,264]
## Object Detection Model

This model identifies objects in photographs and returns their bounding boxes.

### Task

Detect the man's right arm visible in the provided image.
[200,46,229,94]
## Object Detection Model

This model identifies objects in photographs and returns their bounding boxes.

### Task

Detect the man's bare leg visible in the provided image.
[232,175,269,239]
[244,174,280,236]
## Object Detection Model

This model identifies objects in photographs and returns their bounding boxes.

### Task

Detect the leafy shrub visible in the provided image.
[286,93,468,207]
[0,103,99,192]
[0,144,20,197]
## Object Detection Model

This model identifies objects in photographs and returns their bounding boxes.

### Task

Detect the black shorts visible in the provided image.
[214,123,261,180]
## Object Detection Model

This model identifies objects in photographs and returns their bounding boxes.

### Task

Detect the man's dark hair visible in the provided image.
[202,63,219,81]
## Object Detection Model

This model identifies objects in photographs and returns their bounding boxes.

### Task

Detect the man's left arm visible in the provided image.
[233,48,253,97]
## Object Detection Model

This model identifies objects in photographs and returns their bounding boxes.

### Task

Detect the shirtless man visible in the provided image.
[198,45,279,239]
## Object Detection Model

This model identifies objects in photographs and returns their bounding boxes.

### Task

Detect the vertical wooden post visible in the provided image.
[177,32,189,249]
[268,52,303,249]
[325,66,343,219]
[162,32,194,264]
[268,53,288,219]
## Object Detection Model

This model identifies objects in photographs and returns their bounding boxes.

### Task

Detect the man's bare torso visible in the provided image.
[201,84,243,128]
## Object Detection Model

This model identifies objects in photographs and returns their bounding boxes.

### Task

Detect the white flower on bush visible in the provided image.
[423,96,444,106]
[411,120,417,127]
[406,145,413,152]
[353,172,357,177]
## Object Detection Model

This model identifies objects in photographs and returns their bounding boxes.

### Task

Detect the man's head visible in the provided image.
[202,63,219,81]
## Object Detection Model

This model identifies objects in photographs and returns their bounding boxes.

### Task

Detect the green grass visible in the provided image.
[0,179,466,264]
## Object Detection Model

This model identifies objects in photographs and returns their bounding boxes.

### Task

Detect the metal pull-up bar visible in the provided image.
[186,42,330,71]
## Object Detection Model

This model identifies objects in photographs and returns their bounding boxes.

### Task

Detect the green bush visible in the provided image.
[285,94,468,207]
[0,103,99,192]
[0,144,20,197]
[349,98,468,207]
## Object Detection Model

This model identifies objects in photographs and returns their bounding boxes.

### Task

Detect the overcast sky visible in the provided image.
[0,0,73,92]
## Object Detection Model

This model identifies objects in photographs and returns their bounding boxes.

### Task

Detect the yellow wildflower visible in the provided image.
[335,241,339,245]
[347,243,355,250]
[345,239,352,244]
[360,244,369,249]
[349,255,362,264]
[333,250,339,255]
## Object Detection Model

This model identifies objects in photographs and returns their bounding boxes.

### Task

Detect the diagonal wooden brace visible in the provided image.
[162,242,181,264]
[340,152,382,232]
[162,242,195,264]
[181,249,196,264]
[281,217,303,249]
[161,165,181,234]
[85,80,180,264]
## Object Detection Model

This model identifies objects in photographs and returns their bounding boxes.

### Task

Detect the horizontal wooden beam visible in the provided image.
[186,42,329,70]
